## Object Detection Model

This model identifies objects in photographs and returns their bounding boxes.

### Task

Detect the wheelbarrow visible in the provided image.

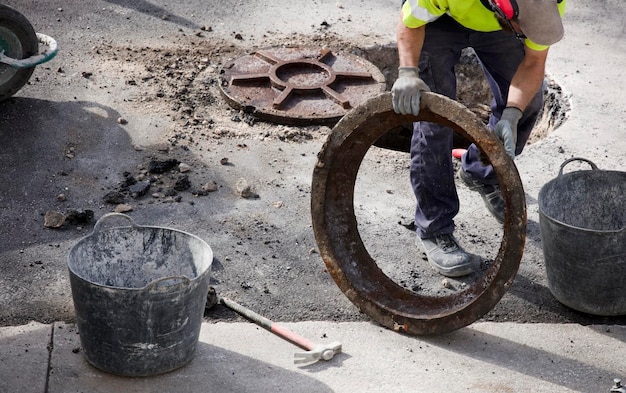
[0,4,58,101]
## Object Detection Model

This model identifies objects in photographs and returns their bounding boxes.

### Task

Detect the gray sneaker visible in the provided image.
[419,234,473,277]
[459,169,505,224]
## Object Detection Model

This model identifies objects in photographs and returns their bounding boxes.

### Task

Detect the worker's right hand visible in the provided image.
[391,66,430,116]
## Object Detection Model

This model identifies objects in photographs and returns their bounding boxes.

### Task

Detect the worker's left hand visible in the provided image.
[493,107,522,160]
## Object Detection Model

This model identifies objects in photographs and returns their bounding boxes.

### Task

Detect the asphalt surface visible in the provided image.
[1,0,625,391]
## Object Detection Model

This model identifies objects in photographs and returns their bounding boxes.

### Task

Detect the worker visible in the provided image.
[392,0,565,277]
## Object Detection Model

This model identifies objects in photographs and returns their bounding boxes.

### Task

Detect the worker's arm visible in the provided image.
[397,13,425,67]
[392,12,430,115]
[507,46,549,111]
[494,45,549,160]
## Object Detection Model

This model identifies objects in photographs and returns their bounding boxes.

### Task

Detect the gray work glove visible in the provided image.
[391,66,430,116]
[493,107,523,160]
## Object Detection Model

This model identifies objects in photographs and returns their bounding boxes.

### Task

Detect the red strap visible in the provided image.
[494,0,516,19]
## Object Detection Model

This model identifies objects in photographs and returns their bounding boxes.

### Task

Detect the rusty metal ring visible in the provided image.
[311,92,526,335]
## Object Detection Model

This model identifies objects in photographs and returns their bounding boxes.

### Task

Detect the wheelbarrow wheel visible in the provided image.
[0,5,38,101]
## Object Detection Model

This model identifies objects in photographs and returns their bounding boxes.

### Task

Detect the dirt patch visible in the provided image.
[90,34,363,147]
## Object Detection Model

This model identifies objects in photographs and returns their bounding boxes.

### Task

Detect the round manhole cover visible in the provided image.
[219,47,386,125]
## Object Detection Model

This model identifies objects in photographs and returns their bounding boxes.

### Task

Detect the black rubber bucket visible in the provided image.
[538,158,626,316]
[67,213,213,376]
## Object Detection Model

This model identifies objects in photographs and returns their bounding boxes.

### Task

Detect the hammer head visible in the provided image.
[294,341,342,364]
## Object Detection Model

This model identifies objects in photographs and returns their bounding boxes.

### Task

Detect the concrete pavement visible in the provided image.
[1,320,625,392]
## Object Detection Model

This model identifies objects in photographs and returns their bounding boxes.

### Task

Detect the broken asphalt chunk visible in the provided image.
[148,158,180,174]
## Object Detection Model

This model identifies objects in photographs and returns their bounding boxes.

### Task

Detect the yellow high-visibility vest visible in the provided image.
[401,0,566,51]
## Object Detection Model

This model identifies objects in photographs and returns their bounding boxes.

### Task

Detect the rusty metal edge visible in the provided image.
[311,91,526,335]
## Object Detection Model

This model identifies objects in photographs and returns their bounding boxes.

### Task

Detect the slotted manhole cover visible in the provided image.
[219,47,386,125]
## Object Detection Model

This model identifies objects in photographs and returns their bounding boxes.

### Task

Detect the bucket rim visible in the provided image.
[538,203,626,234]
[68,265,213,291]
[538,158,626,234]
[67,213,213,290]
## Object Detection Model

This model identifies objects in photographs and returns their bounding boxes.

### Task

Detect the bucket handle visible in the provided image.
[558,157,599,177]
[92,213,141,233]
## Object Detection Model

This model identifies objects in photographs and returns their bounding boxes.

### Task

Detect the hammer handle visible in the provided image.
[220,297,315,351]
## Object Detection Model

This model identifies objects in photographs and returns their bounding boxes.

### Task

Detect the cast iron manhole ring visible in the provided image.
[219,47,386,126]
[311,92,526,335]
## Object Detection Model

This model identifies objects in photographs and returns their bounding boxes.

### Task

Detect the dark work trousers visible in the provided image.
[411,14,543,239]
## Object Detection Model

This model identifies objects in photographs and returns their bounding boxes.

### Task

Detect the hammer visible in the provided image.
[217,296,342,364]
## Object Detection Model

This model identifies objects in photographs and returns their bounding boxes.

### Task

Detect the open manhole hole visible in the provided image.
[219,46,386,126]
